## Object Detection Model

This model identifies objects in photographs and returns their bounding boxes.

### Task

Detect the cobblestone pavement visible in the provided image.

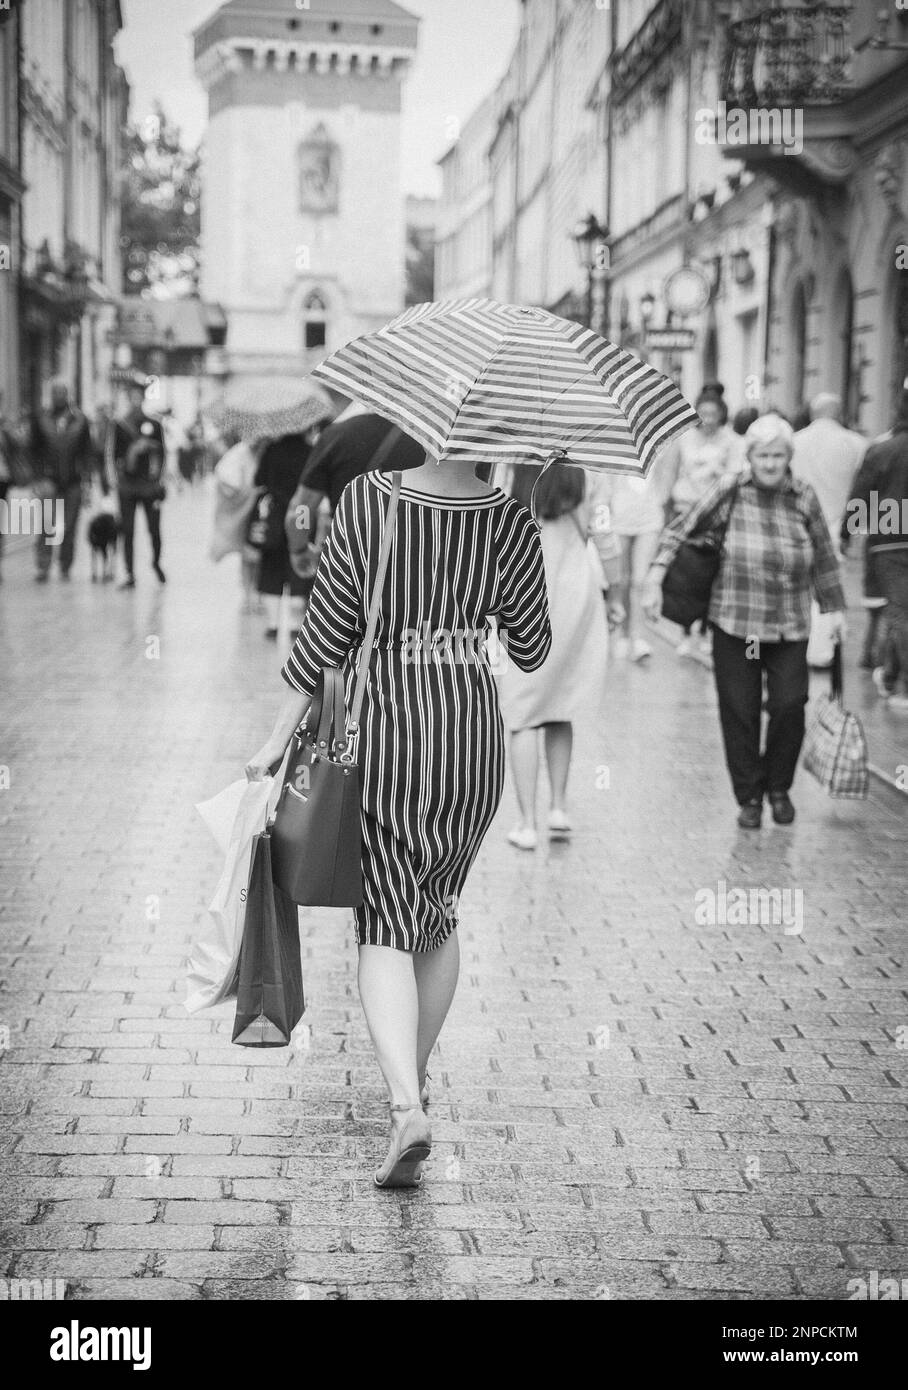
[1,483,906,1302]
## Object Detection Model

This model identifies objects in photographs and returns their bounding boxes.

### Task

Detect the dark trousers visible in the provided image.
[711,624,809,805]
[35,480,82,575]
[119,489,162,576]
[877,550,908,694]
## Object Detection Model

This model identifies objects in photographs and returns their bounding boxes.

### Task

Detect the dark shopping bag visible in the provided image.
[232,830,305,1047]
[661,537,722,629]
[802,644,869,799]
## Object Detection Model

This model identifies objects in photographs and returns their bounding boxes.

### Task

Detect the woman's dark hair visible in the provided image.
[510,460,585,520]
[697,384,728,424]
[732,406,759,436]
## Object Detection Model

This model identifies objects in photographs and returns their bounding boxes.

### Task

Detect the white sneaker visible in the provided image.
[613,637,630,659]
[631,639,652,662]
[507,826,538,851]
[872,667,893,699]
[676,636,693,657]
[548,809,571,840]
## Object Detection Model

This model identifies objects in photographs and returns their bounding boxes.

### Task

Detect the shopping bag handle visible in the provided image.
[830,641,844,703]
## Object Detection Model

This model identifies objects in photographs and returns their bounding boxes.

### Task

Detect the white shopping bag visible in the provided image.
[807,602,836,669]
[184,774,283,1014]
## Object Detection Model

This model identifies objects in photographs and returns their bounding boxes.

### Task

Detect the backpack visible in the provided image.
[285,482,330,580]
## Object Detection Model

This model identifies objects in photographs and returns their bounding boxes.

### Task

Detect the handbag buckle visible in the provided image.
[339,722,357,764]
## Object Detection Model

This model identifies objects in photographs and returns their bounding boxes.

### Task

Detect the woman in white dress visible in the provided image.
[496,462,623,850]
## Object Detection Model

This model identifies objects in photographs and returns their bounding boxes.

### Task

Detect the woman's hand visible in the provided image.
[244,738,287,782]
[827,611,847,645]
[642,570,664,623]
[605,595,626,629]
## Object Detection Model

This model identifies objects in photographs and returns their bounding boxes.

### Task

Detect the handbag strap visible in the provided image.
[830,641,844,703]
[345,469,402,747]
[307,667,347,754]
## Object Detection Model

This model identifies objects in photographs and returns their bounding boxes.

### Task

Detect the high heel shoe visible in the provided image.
[373,1103,432,1189]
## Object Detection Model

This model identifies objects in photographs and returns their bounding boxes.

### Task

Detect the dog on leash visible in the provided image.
[87,510,121,582]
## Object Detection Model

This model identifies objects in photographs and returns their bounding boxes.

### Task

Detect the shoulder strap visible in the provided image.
[347,470,402,740]
[369,424,403,474]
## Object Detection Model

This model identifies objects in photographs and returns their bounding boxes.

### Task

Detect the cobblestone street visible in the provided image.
[1,483,906,1302]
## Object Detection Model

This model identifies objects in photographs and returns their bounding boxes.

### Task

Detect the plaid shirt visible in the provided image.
[653,470,845,642]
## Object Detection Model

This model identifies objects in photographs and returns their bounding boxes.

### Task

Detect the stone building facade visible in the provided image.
[436,0,908,438]
[193,0,419,384]
[17,0,127,416]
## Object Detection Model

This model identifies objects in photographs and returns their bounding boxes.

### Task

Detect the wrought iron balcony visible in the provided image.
[722,4,853,108]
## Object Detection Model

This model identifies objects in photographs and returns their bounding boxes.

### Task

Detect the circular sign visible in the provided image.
[664,265,711,318]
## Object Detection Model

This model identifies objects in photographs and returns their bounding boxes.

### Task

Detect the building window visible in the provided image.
[303,290,328,352]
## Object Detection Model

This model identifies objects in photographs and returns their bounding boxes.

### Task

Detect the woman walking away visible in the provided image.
[598,467,667,662]
[498,461,623,850]
[642,414,846,829]
[244,455,551,1187]
[247,430,317,640]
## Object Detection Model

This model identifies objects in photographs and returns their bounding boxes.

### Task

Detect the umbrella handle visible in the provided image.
[529,450,568,524]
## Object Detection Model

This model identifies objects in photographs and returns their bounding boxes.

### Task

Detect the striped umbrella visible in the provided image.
[206,376,334,442]
[311,298,699,476]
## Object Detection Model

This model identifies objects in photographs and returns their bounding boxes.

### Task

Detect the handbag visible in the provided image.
[661,483,739,629]
[802,644,869,799]
[231,829,305,1047]
[270,466,403,906]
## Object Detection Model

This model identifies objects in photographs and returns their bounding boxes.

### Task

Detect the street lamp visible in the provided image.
[639,290,656,325]
[572,213,610,331]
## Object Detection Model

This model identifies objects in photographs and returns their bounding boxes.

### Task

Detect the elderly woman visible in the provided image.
[642,414,846,829]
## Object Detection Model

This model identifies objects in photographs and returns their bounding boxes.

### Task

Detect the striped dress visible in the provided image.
[281,471,551,952]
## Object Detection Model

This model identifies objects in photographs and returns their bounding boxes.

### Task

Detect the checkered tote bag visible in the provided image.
[802,646,869,799]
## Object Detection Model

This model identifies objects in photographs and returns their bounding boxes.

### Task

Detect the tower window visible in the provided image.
[305,321,326,350]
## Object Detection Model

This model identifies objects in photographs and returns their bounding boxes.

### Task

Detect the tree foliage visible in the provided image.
[120,104,201,297]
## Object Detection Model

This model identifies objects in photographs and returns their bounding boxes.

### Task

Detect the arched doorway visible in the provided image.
[829,267,855,424]
[302,290,329,354]
[893,258,908,420]
[702,315,719,385]
[789,280,807,417]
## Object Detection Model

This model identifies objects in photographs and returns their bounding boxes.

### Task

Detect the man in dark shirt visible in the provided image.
[300,405,424,510]
[848,393,908,707]
[112,382,167,588]
[30,379,93,581]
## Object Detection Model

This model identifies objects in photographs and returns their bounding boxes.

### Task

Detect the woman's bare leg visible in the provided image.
[543,720,573,813]
[626,531,660,644]
[413,930,460,1090]
[616,535,633,639]
[357,944,421,1106]
[509,727,540,829]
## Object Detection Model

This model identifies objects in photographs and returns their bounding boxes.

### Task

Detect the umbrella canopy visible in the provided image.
[311,298,699,476]
[206,376,334,442]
